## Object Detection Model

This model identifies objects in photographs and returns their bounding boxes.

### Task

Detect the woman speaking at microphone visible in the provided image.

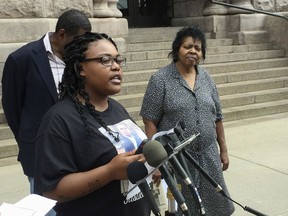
[33,32,150,216]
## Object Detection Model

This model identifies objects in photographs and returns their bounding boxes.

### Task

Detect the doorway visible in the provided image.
[117,0,169,27]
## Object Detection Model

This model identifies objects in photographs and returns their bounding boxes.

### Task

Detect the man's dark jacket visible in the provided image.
[2,36,58,176]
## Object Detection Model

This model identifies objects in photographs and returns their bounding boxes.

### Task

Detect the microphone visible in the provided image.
[124,134,198,195]
[127,161,161,216]
[155,135,205,215]
[143,140,191,216]
[135,139,150,154]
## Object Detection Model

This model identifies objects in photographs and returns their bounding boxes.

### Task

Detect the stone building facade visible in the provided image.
[0,0,287,64]
[171,0,288,56]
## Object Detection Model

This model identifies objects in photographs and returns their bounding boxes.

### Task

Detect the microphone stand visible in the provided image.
[165,171,177,216]
[165,133,206,216]
[173,122,268,216]
[182,149,268,216]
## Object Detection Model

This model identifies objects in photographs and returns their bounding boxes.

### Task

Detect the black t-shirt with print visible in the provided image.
[34,97,150,216]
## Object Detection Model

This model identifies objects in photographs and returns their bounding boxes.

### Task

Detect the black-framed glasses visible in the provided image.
[80,55,126,67]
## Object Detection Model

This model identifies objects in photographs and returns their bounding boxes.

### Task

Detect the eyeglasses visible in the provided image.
[80,55,126,67]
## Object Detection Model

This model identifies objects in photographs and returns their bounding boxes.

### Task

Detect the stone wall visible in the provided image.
[173,0,205,17]
[0,0,93,18]
[253,0,288,12]
[0,0,128,74]
[264,12,288,56]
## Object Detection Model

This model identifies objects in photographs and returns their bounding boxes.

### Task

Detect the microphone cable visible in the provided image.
[182,149,268,216]
[174,123,268,216]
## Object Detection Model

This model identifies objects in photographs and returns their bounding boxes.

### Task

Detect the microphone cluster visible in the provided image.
[127,132,198,216]
[126,124,268,216]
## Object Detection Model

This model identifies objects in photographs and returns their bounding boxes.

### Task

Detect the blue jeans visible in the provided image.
[28,176,57,216]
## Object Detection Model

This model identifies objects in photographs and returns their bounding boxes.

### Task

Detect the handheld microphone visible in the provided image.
[143,140,191,216]
[127,161,161,216]
[135,139,150,154]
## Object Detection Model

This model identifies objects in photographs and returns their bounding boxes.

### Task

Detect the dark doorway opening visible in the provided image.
[117,0,170,28]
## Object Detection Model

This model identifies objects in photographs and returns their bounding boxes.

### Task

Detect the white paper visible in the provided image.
[0,194,56,216]
[0,202,35,216]
[15,194,56,216]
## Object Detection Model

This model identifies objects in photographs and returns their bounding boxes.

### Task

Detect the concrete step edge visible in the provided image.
[223,98,288,113]
[0,156,19,167]
[217,76,288,88]
[0,138,17,147]
[125,43,274,55]
[213,66,288,77]
[220,87,288,100]
[123,56,287,73]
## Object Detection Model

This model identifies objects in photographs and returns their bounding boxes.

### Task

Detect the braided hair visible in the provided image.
[59,32,120,141]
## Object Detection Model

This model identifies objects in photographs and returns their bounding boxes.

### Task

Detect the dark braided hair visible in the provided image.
[59,32,120,141]
[168,26,206,62]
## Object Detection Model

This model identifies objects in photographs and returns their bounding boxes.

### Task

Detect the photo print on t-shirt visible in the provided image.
[98,119,147,154]
[99,119,148,194]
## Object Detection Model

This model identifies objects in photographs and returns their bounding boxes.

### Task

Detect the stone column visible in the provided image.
[203,0,228,16]
[93,0,114,17]
[228,0,254,14]
[108,0,123,18]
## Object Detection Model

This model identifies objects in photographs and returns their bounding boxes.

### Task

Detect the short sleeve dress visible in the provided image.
[140,62,235,216]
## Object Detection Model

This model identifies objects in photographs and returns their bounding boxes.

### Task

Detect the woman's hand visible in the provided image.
[108,150,142,180]
[220,151,229,171]
[152,169,162,187]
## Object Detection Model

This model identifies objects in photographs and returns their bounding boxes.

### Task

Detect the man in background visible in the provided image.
[1,9,92,194]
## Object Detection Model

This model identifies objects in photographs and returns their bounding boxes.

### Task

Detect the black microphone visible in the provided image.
[143,140,191,216]
[156,134,205,215]
[135,139,150,154]
[127,161,161,216]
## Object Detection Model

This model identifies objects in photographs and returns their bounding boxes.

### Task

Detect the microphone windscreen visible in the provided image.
[143,140,168,167]
[135,139,150,154]
[127,161,148,184]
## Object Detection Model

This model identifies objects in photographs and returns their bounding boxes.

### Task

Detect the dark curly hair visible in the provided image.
[59,32,120,141]
[55,9,91,36]
[168,26,206,62]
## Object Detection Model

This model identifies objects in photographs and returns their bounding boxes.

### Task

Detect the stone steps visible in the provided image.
[127,98,288,126]
[121,63,288,84]
[1,26,288,161]
[0,124,14,140]
[123,55,288,73]
[114,86,288,110]
[0,138,18,159]
[125,43,275,61]
[118,70,288,97]
[119,26,288,129]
